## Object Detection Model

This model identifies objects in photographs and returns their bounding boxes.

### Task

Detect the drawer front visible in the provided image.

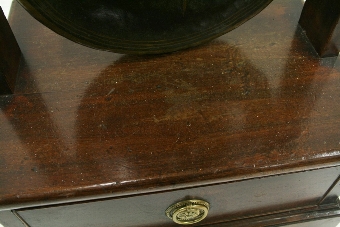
[284,217,340,227]
[16,167,340,227]
[0,211,25,227]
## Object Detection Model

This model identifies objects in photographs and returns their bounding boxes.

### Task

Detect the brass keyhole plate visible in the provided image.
[165,199,210,225]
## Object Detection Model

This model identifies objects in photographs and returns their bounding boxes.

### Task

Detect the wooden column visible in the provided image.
[0,6,21,94]
[299,0,340,57]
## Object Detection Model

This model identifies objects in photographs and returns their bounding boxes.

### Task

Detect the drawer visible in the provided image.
[15,166,340,227]
[284,217,340,227]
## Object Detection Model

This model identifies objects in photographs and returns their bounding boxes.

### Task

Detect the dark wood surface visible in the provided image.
[299,0,340,57]
[207,203,340,227]
[14,167,340,227]
[1,0,340,212]
[0,6,21,94]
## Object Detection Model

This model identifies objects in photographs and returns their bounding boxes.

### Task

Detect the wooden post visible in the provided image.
[0,6,21,94]
[299,0,340,58]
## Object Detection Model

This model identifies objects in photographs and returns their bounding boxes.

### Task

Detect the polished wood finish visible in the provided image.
[14,167,340,227]
[1,0,340,226]
[207,203,340,227]
[299,0,340,57]
[0,7,21,94]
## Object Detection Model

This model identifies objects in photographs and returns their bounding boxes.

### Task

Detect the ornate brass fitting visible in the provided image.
[165,199,210,225]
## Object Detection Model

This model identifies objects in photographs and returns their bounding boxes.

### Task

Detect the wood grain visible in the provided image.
[0,0,340,214]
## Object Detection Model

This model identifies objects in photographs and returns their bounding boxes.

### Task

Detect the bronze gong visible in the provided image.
[16,0,273,54]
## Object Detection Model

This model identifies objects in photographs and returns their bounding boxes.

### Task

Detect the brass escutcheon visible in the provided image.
[165,199,210,225]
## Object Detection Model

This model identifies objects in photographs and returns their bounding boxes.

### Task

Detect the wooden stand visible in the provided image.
[299,0,340,57]
[0,7,21,94]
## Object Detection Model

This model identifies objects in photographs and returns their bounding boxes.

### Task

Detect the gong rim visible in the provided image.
[16,0,273,54]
